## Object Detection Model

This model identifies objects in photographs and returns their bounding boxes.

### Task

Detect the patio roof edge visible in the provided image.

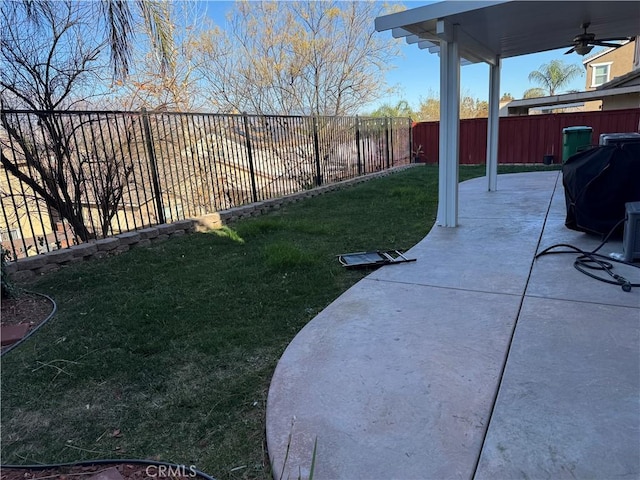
[374,0,509,33]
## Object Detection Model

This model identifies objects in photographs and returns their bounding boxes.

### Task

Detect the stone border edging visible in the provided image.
[193,164,418,229]
[6,164,418,281]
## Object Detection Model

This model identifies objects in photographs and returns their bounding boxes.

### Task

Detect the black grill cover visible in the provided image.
[563,143,640,236]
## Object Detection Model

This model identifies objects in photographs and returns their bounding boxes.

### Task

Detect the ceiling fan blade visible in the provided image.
[564,46,576,55]
[591,41,624,48]
[598,36,631,42]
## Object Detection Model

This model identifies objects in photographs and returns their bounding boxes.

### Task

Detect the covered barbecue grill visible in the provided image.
[563,142,640,237]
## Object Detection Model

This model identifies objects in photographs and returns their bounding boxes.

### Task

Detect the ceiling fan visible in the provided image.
[564,22,631,56]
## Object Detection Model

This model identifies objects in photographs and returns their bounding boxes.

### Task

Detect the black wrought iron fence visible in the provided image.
[0,109,411,260]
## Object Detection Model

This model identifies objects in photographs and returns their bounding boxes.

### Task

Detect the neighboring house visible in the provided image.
[583,38,637,110]
[0,167,72,258]
[502,37,639,116]
[0,137,69,258]
[594,69,640,111]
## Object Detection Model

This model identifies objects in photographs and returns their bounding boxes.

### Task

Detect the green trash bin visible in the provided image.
[562,126,593,163]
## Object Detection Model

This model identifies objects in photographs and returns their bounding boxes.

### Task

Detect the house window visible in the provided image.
[0,228,22,242]
[591,63,611,87]
[163,204,183,223]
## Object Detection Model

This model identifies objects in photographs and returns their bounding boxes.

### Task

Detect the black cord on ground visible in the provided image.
[535,220,639,292]
[1,297,218,479]
[0,458,217,480]
[1,291,57,356]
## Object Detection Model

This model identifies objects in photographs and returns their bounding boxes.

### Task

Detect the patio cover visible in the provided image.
[375,1,640,227]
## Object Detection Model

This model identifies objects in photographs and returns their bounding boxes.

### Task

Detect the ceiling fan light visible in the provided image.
[575,44,594,55]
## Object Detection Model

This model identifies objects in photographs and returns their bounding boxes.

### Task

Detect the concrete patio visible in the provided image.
[266,170,640,480]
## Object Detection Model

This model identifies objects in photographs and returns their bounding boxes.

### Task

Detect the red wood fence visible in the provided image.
[412,108,640,164]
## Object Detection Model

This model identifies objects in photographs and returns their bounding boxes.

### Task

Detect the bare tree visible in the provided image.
[80,117,138,237]
[0,2,131,242]
[196,0,400,116]
[104,3,205,112]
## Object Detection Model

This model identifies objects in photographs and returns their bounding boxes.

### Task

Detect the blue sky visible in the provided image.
[199,1,590,112]
[381,43,588,107]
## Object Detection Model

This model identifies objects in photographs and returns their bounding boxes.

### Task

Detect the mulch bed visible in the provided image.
[1,292,54,352]
[1,292,53,328]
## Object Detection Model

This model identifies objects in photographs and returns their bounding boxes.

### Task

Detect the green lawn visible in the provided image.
[0,164,559,479]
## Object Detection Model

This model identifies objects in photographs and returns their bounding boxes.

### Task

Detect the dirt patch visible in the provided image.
[1,293,54,327]
[1,292,54,351]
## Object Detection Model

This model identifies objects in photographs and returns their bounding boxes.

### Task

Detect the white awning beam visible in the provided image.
[392,27,414,39]
[417,40,438,49]
[375,0,639,229]
[374,1,505,34]
[486,57,501,192]
[436,21,460,228]
[376,2,639,61]
[456,30,498,66]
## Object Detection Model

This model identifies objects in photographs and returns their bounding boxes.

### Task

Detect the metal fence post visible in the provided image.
[242,112,258,203]
[141,108,165,224]
[409,118,414,163]
[313,116,322,186]
[355,115,362,175]
[385,117,391,169]
[389,118,396,167]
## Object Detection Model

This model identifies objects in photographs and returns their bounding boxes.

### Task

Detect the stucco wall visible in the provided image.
[602,92,640,111]
[585,42,635,90]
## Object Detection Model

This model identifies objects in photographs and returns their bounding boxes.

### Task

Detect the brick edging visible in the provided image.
[193,164,418,229]
[6,219,197,282]
[7,164,419,281]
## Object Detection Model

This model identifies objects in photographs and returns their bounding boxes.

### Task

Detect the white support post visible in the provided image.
[436,22,460,227]
[486,56,501,192]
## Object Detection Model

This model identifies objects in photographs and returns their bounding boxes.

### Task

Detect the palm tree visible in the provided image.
[370,100,416,118]
[17,0,174,80]
[522,87,546,99]
[527,59,584,96]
